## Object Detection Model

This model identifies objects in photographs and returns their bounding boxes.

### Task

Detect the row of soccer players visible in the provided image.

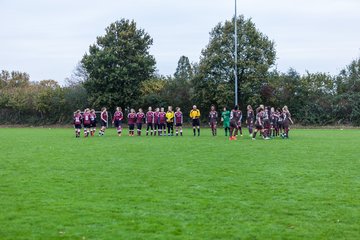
[224,104,293,141]
[73,105,202,138]
[73,104,293,139]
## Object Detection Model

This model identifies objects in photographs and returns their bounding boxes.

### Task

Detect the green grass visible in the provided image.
[0,127,359,239]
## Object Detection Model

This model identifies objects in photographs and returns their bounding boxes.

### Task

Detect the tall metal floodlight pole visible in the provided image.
[234,0,238,106]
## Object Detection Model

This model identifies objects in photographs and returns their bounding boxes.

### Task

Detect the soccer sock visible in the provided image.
[230,128,234,137]
[176,130,178,136]
[180,129,183,136]
[239,127,242,135]
[214,128,217,136]
[253,131,257,138]
[193,128,196,136]
[225,128,228,136]
[197,128,200,136]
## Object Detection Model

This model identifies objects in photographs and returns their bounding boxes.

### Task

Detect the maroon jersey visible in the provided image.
[208,111,218,123]
[113,111,123,121]
[73,113,82,125]
[255,111,264,126]
[127,113,137,125]
[247,110,254,123]
[136,112,145,124]
[83,112,91,125]
[146,111,154,124]
[101,111,108,122]
[230,110,241,123]
[154,112,160,124]
[159,112,166,124]
[174,111,183,124]
[283,111,291,126]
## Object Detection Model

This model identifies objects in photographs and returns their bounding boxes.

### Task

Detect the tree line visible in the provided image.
[1,17,359,125]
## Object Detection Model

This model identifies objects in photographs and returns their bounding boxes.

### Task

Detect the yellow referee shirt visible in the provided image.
[166,111,174,123]
[190,109,201,119]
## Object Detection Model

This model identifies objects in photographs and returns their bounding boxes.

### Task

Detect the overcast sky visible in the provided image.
[0,0,359,84]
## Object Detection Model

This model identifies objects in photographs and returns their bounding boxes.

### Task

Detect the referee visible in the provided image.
[190,105,201,136]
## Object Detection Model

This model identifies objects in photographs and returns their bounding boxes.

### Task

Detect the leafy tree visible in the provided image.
[192,15,276,112]
[174,56,193,80]
[171,56,193,112]
[139,76,168,108]
[334,58,360,125]
[81,19,156,110]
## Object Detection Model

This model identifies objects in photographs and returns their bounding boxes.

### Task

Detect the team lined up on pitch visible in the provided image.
[73,104,293,140]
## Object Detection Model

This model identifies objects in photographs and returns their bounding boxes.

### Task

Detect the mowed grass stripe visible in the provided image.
[0,128,359,239]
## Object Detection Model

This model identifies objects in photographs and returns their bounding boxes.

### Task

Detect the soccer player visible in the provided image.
[90,109,97,136]
[112,107,123,136]
[153,107,160,136]
[237,108,243,137]
[270,107,279,138]
[158,107,166,136]
[190,105,201,136]
[221,107,230,136]
[174,107,183,136]
[166,106,174,136]
[263,106,271,139]
[246,105,254,137]
[208,105,218,136]
[146,107,154,136]
[73,109,82,138]
[82,108,91,137]
[127,108,137,136]
[277,108,284,136]
[252,106,269,140]
[281,105,294,139]
[99,107,108,136]
[136,108,145,136]
[229,105,241,140]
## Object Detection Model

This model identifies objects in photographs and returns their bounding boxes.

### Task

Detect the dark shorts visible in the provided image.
[255,124,263,130]
[210,122,217,127]
[83,124,91,128]
[128,124,135,130]
[175,123,182,127]
[137,123,143,130]
[192,119,200,127]
[154,123,159,129]
[159,123,166,129]
[230,121,238,129]
[101,120,107,127]
[90,121,96,128]
[74,124,82,129]
[114,120,122,128]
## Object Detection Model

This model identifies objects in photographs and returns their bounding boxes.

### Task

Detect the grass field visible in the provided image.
[0,127,359,239]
